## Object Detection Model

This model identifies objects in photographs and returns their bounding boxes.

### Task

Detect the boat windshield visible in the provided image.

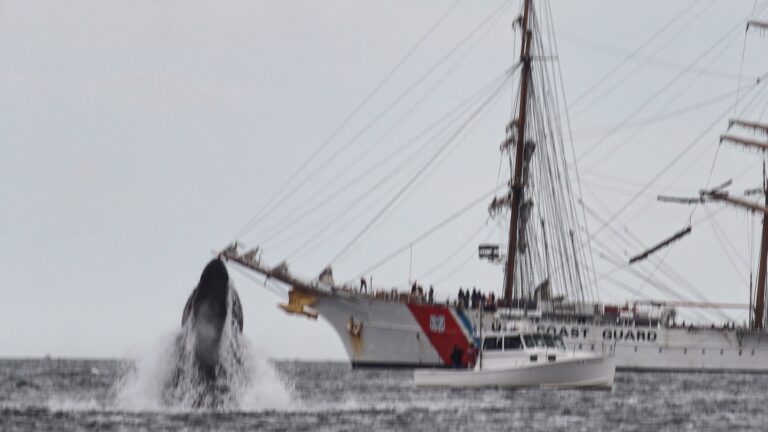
[531,334,546,348]
[522,334,534,348]
[483,336,502,351]
[542,334,556,348]
[504,335,523,350]
[554,336,567,350]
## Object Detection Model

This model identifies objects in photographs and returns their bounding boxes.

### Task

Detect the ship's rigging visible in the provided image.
[623,12,768,329]
[226,1,768,326]
[487,0,596,306]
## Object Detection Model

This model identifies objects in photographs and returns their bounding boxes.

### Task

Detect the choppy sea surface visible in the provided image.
[1,357,766,431]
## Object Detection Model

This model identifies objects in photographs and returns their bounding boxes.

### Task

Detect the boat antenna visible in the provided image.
[504,0,533,305]
[478,305,484,370]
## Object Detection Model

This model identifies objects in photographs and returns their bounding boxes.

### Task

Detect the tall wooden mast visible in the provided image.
[504,0,533,304]
[711,122,768,329]
[754,171,768,329]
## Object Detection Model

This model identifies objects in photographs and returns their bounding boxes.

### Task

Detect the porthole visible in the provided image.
[720,349,724,355]
[752,350,755,356]
[659,347,663,354]
[683,348,687,355]
[702,349,705,355]
[579,344,582,350]
[739,350,743,356]
[634,346,638,352]
[591,344,595,351]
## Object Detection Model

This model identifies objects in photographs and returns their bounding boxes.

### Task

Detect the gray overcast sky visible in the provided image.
[2,0,767,359]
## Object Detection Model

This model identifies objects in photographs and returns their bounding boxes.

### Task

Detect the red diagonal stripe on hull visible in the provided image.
[407,304,470,366]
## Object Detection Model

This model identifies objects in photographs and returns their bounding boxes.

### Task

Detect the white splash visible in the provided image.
[116,285,292,412]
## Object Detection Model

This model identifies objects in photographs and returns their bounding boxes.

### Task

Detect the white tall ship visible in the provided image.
[224,1,768,372]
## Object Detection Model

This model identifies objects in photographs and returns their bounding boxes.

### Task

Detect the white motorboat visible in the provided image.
[414,331,616,389]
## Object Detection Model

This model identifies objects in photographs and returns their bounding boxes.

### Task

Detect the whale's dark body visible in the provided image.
[180,259,243,379]
[166,259,244,407]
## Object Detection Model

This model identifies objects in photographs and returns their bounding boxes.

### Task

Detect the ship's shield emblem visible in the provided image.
[429,314,445,333]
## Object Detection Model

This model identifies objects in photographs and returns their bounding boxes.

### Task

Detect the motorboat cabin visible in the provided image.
[414,330,616,389]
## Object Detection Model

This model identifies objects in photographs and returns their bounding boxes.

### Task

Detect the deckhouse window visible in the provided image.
[532,334,546,348]
[504,336,523,350]
[483,337,502,351]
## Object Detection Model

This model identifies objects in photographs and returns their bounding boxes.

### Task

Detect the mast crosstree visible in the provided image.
[653,118,768,329]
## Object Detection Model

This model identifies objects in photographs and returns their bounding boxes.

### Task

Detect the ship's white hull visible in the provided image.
[414,354,616,389]
[311,293,768,371]
[534,320,768,372]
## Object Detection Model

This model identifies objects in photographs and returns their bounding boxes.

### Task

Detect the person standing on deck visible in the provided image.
[450,345,464,368]
[467,343,478,368]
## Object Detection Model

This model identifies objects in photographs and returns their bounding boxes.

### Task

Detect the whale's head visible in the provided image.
[167,258,246,407]
[186,259,231,376]
[197,259,229,300]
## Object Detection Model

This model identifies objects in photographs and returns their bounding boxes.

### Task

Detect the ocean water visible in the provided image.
[1,357,766,431]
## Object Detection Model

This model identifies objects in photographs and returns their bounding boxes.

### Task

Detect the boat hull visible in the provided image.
[310,293,768,372]
[414,354,615,389]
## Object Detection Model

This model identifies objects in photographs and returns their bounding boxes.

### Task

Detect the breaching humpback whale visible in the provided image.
[181,259,243,377]
[166,258,245,406]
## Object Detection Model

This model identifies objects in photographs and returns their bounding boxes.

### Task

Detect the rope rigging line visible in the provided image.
[413,221,490,282]
[544,0,599,301]
[253,8,519,247]
[567,0,712,115]
[655,78,768,226]
[256,69,515,250]
[330,74,514,265]
[580,196,732,322]
[596,272,716,324]
[286,122,478,263]
[571,84,760,141]
[232,0,463,241]
[228,263,289,300]
[235,0,514,242]
[286,70,516,262]
[590,69,768,239]
[581,35,747,177]
[703,206,750,280]
[431,228,497,288]
[618,148,764,229]
[577,27,748,163]
[562,31,755,83]
[590,237,730,323]
[507,4,598,303]
[350,180,509,281]
[578,2,768,164]
[760,88,768,119]
[734,0,760,116]
[586,186,729,288]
